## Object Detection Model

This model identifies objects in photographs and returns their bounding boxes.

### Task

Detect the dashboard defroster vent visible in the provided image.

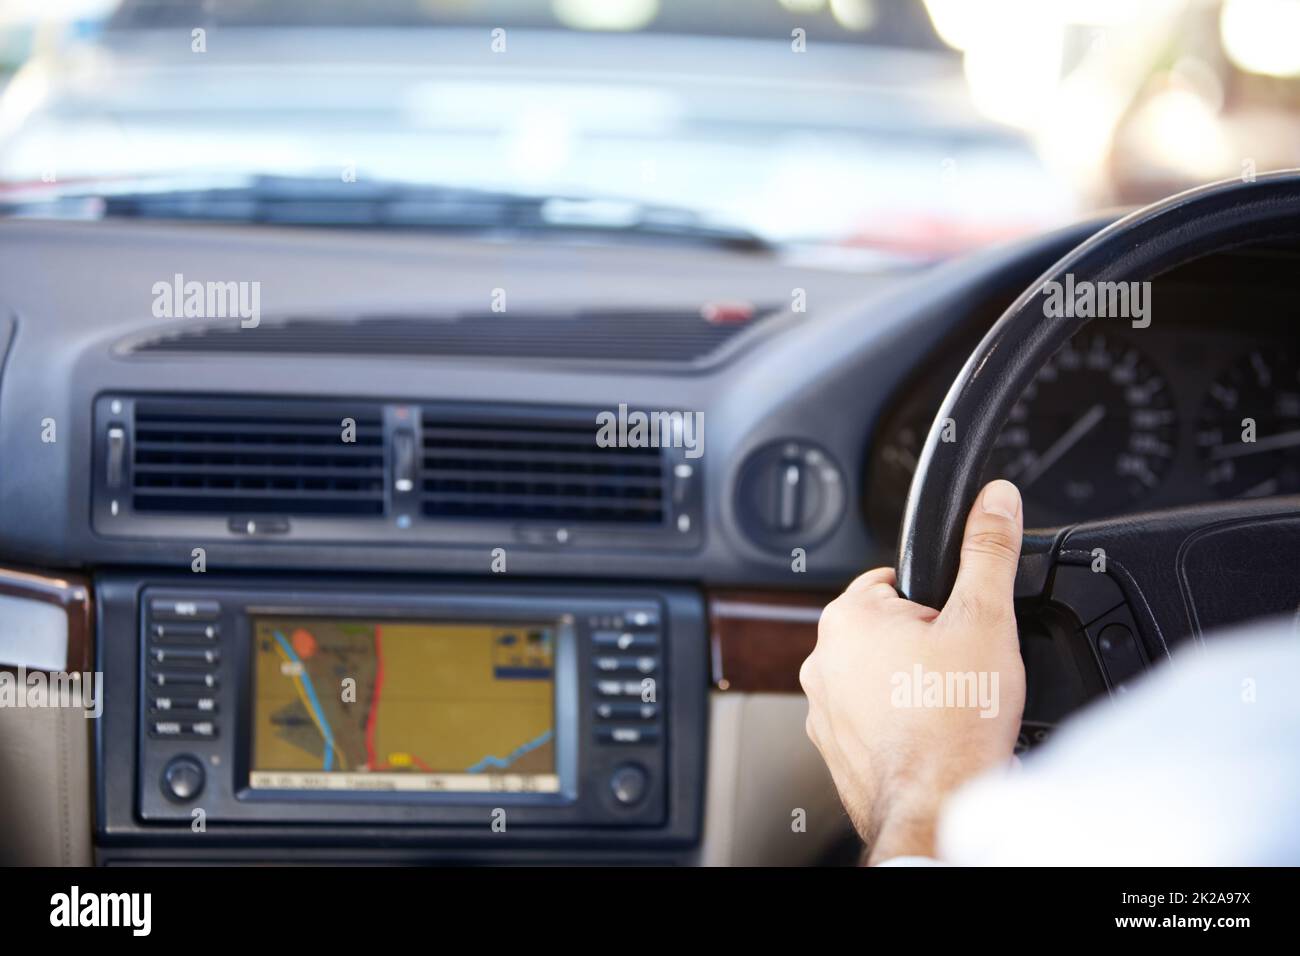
[125,307,780,367]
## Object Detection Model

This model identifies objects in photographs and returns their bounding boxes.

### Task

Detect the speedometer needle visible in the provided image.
[1018,403,1106,488]
[1210,428,1300,459]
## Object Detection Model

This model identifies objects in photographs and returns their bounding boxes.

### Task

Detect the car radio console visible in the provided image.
[95,577,706,856]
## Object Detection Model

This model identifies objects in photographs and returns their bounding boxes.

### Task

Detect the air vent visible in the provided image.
[129,398,385,516]
[94,397,702,550]
[126,307,779,366]
[420,414,665,525]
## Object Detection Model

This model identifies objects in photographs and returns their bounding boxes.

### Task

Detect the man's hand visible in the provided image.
[800,479,1027,864]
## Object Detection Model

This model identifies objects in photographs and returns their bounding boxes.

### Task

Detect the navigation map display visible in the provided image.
[249,616,559,793]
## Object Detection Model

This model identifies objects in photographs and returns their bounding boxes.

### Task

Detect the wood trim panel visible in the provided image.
[0,565,93,673]
[707,588,833,694]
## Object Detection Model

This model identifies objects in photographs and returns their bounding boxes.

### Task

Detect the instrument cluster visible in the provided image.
[867,301,1300,545]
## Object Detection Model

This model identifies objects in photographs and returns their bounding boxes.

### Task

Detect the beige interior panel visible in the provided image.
[699,691,856,866]
[0,689,94,866]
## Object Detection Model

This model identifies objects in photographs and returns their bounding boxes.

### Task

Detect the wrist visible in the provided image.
[866,788,943,865]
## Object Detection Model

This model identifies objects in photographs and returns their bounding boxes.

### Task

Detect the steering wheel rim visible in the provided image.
[897,170,1300,611]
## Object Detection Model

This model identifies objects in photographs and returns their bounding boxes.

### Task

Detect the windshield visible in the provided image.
[2,0,1298,259]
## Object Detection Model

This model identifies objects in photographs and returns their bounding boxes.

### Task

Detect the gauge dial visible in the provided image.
[1195,349,1300,499]
[987,332,1177,519]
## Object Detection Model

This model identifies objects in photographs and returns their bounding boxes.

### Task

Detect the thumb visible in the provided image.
[944,479,1023,625]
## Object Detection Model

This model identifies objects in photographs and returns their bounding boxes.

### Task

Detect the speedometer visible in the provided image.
[1196,349,1300,499]
[987,332,1177,520]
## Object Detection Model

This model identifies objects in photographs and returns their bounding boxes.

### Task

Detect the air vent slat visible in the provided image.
[128,308,779,366]
[422,447,659,469]
[420,491,663,511]
[419,411,667,526]
[130,399,386,517]
[421,468,662,488]
[422,425,609,445]
[135,421,380,439]
[134,441,382,457]
[131,496,383,516]
[132,486,381,501]
[134,463,384,478]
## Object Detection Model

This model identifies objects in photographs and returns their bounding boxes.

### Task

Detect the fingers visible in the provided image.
[841,565,939,621]
[805,568,898,722]
[844,566,897,601]
[944,479,1023,626]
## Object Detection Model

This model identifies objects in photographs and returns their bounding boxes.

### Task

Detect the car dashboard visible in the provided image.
[2,214,1297,865]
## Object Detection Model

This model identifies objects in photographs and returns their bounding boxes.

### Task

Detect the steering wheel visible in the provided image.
[897,171,1300,718]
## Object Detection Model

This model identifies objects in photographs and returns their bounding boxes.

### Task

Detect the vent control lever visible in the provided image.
[393,428,415,494]
[106,425,126,489]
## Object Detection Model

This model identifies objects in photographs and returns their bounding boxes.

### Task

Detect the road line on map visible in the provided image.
[273,630,344,771]
[364,623,385,770]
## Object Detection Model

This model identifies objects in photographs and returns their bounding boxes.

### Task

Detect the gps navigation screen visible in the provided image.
[249,617,559,793]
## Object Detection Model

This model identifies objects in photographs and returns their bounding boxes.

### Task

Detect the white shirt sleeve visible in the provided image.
[932,616,1300,866]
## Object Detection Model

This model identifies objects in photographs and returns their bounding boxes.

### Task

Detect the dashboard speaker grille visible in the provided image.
[130,399,385,515]
[419,413,665,525]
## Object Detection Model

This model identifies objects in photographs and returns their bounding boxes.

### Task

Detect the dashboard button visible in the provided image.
[597,726,660,745]
[594,679,645,697]
[149,599,221,621]
[228,516,289,536]
[150,646,220,665]
[595,701,658,721]
[151,719,220,739]
[162,755,205,803]
[593,655,658,674]
[592,631,658,651]
[151,696,219,714]
[1096,622,1145,687]
[151,671,219,689]
[152,622,219,641]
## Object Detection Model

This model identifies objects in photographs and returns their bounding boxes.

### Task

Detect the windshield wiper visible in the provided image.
[0,174,772,252]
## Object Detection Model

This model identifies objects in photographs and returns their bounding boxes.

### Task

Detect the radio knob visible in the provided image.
[162,755,206,803]
[609,764,648,806]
